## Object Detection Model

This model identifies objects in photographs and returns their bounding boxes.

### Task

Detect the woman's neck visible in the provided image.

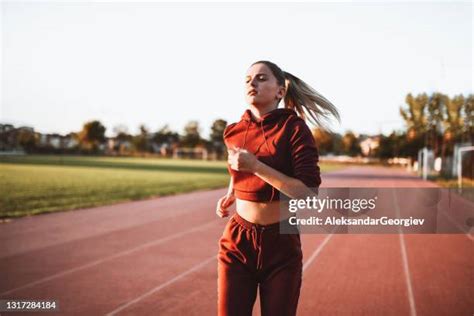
[249,103,279,120]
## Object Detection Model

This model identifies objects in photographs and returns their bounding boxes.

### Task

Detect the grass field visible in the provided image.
[0,155,346,219]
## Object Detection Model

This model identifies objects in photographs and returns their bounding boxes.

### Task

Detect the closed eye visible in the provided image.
[245,75,267,83]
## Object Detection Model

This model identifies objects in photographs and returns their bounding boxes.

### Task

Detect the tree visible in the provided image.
[463,94,474,144]
[376,132,411,159]
[180,120,202,147]
[400,93,429,144]
[341,131,361,156]
[210,119,227,143]
[132,124,150,153]
[426,93,446,156]
[399,92,431,161]
[79,120,106,152]
[442,94,465,157]
[312,128,334,155]
[153,125,179,145]
[400,131,425,159]
[209,119,227,159]
[17,128,37,153]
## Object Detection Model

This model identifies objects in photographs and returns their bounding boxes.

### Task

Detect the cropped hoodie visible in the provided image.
[223,107,321,202]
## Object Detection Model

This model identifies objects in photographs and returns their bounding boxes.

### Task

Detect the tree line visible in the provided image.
[1,91,472,161]
[1,119,367,158]
[315,92,473,160]
[0,119,229,158]
[397,92,473,159]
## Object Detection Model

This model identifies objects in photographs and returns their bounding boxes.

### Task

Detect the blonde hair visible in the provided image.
[251,60,340,131]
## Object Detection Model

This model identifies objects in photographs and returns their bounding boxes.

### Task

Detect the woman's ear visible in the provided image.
[276,86,286,99]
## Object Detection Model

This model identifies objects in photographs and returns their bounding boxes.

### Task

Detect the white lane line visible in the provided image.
[398,233,417,316]
[105,255,216,316]
[440,210,474,241]
[302,233,334,272]
[1,220,218,295]
[392,190,417,316]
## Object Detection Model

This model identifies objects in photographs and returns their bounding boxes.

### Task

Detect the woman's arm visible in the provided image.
[254,160,316,199]
[226,176,234,196]
[216,177,236,218]
[227,147,318,199]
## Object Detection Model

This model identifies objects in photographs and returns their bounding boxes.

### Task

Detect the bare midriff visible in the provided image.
[235,198,291,225]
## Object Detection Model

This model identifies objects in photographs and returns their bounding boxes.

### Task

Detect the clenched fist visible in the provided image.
[216,194,235,218]
[227,147,259,173]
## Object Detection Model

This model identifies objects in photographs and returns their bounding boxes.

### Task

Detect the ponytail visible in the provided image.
[251,60,340,131]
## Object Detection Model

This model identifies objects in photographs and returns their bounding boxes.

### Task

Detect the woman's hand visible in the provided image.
[216,193,236,218]
[227,147,259,173]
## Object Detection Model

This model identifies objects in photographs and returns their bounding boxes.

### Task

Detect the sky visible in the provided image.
[1,1,472,138]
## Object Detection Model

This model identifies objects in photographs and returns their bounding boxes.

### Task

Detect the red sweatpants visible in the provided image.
[217,212,303,316]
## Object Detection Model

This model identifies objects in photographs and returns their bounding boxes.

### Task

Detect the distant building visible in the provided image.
[0,124,15,133]
[48,134,62,148]
[62,133,79,148]
[36,133,62,148]
[0,124,18,150]
[359,136,380,157]
[107,137,131,153]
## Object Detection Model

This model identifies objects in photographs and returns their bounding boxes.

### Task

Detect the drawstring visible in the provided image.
[260,121,277,202]
[251,226,265,270]
[257,228,264,269]
[260,121,273,156]
[241,120,250,149]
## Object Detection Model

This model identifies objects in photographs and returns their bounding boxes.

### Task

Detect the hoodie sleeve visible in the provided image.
[289,118,321,188]
[223,123,237,175]
[222,123,237,148]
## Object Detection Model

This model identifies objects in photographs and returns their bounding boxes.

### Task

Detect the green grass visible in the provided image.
[433,177,474,202]
[434,178,474,188]
[0,155,348,219]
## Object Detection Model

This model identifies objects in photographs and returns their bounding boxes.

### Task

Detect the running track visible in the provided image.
[0,166,473,315]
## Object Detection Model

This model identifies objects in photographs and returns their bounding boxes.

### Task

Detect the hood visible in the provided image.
[236,107,297,154]
[240,107,297,124]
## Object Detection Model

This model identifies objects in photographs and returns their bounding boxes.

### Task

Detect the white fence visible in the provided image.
[416,143,473,188]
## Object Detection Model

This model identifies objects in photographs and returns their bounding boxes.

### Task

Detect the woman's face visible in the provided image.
[245,63,285,108]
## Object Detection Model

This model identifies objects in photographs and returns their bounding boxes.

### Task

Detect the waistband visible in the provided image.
[233,212,290,232]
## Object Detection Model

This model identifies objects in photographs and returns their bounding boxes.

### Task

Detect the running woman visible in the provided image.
[216,60,339,316]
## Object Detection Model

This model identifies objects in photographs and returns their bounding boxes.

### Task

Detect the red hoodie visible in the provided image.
[223,107,321,202]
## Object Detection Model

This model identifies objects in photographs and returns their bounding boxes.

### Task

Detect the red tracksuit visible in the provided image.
[217,108,321,316]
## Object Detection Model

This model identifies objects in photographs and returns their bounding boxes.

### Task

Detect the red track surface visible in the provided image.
[1,166,473,315]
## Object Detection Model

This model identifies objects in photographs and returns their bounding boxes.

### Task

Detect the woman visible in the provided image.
[216,60,339,316]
